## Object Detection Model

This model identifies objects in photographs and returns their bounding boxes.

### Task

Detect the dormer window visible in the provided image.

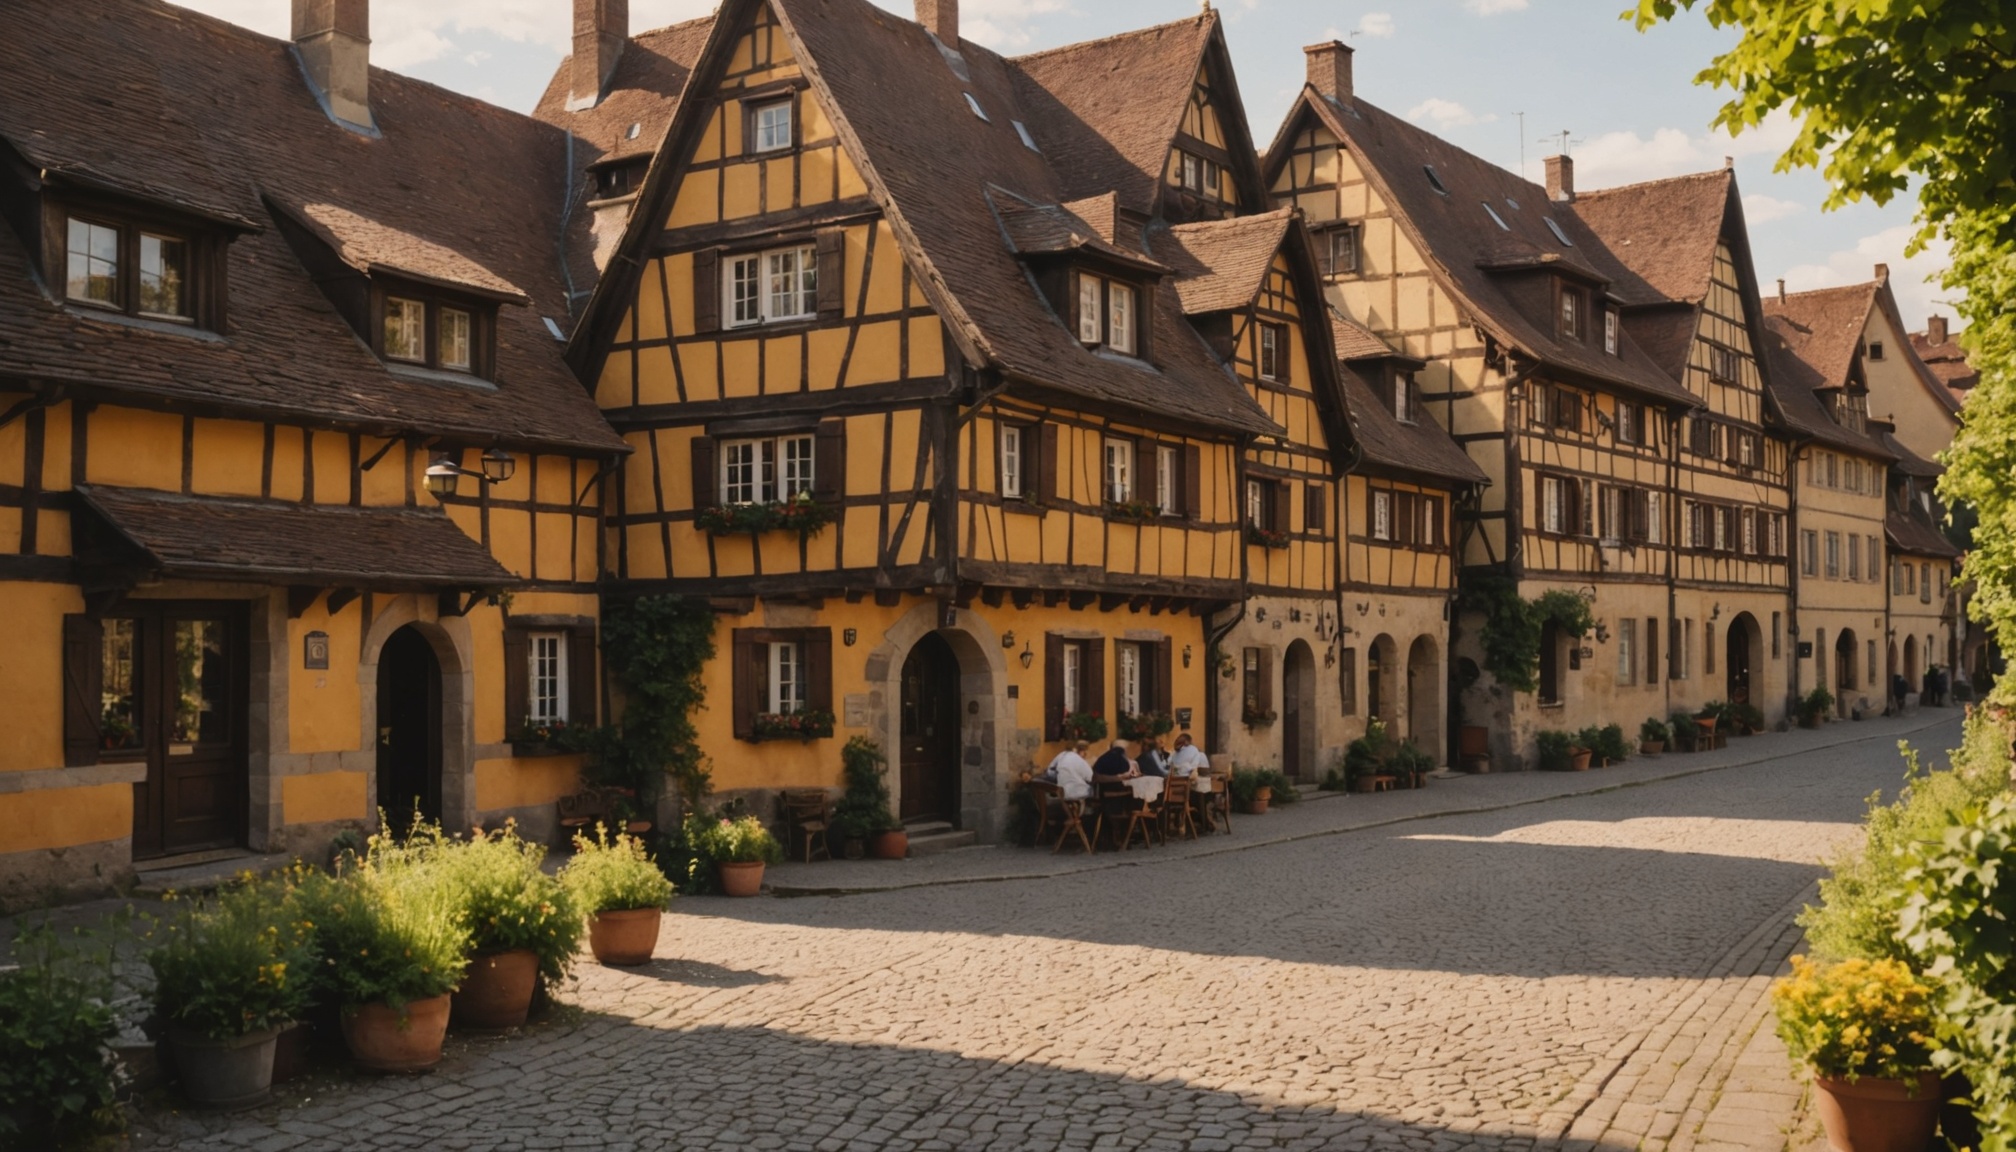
[64,214,202,323]
[1259,322,1288,382]
[751,98,794,153]
[378,293,487,374]
[1604,309,1619,355]
[1560,286,1583,341]
[1177,152,1222,200]
[1076,272,1139,356]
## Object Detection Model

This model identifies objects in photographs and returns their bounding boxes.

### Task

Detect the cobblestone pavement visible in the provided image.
[116,711,1963,1151]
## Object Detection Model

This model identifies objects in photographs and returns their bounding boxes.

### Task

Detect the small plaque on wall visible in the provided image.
[1175,707,1193,729]
[303,631,330,670]
[1797,641,1815,659]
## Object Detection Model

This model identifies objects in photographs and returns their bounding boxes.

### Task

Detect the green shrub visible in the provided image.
[1593,723,1631,763]
[1535,729,1576,771]
[563,825,674,914]
[1343,719,1398,780]
[1802,686,1836,717]
[1733,702,1767,733]
[1641,717,1672,744]
[0,918,124,1145]
[832,736,899,840]
[148,878,315,1040]
[433,825,582,986]
[291,847,469,1011]
[1229,767,1293,804]
[699,814,783,866]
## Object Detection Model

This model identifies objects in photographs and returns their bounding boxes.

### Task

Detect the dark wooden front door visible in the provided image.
[899,632,960,824]
[377,626,443,830]
[109,603,248,860]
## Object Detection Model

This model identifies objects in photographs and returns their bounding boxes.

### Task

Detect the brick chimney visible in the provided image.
[293,0,372,131]
[1777,279,1786,304]
[1545,154,1574,202]
[917,0,957,47]
[1304,41,1353,104]
[1928,315,1949,346]
[571,0,628,108]
[1874,262,1890,282]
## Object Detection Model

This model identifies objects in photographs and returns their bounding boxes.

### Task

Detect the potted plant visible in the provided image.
[1574,726,1608,767]
[1586,723,1630,767]
[1639,717,1670,755]
[1116,711,1176,742]
[1535,730,1582,771]
[1733,701,1767,735]
[562,825,674,966]
[437,827,581,1031]
[1800,686,1835,729]
[1229,768,1275,813]
[1060,711,1108,742]
[1696,700,1732,748]
[147,880,314,1107]
[1771,956,1940,1152]
[1670,711,1702,752]
[1344,720,1396,792]
[705,815,782,896]
[0,920,122,1145]
[1391,741,1434,788]
[833,737,906,859]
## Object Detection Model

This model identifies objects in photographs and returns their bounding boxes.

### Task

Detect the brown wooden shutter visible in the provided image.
[1395,492,1417,546]
[1270,481,1290,534]
[1153,638,1174,714]
[815,230,845,320]
[502,627,529,733]
[1137,437,1158,507]
[1646,617,1660,685]
[1276,323,1292,384]
[690,435,717,510]
[814,418,846,503]
[1036,423,1060,507]
[62,614,101,768]
[1183,445,1202,520]
[1305,483,1326,536]
[1668,618,1682,680]
[693,248,722,334]
[731,630,758,740]
[1137,283,1156,361]
[1256,647,1274,715]
[567,626,597,726]
[1044,632,1065,740]
[804,628,834,713]
[1084,638,1107,724]
[1339,647,1358,715]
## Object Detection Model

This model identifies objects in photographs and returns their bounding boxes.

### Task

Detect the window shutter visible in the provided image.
[805,628,834,713]
[1153,638,1174,714]
[1183,445,1202,520]
[62,614,102,768]
[1304,484,1326,536]
[1395,492,1417,546]
[692,248,722,334]
[1137,436,1157,505]
[815,230,845,320]
[1036,423,1060,507]
[567,626,597,726]
[690,436,717,510]
[731,630,758,740]
[1256,647,1274,715]
[814,418,846,503]
[1339,647,1357,715]
[1646,617,1659,685]
[1137,283,1156,361]
[1044,633,1065,740]
[1271,481,1290,535]
[1084,638,1107,723]
[502,627,529,733]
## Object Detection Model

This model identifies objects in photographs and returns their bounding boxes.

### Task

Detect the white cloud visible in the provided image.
[1779,225,1956,332]
[1465,0,1529,13]
[1567,110,1801,189]
[1741,194,1804,225]
[1408,97,1495,129]
[1360,13,1396,38]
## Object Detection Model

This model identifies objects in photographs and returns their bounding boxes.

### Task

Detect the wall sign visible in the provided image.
[1797,641,1815,659]
[1175,707,1193,729]
[303,631,330,670]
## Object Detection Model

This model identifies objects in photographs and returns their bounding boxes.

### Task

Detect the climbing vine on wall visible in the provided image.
[588,595,717,810]
[1457,576,1593,695]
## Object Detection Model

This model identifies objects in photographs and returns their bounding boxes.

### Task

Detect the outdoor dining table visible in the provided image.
[1126,775,1165,802]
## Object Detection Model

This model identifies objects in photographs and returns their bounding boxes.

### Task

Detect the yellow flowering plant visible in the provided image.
[146,876,316,1041]
[1772,956,1938,1083]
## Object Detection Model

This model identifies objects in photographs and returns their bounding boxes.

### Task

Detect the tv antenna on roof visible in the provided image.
[1542,129,1581,157]
[1516,112,1525,180]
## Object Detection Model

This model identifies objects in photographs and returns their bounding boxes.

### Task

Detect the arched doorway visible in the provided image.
[1725,613,1759,706]
[1834,629,1858,716]
[1282,640,1317,781]
[1367,634,1398,724]
[377,625,443,829]
[899,632,961,823]
[1406,636,1441,763]
[1904,635,1921,696]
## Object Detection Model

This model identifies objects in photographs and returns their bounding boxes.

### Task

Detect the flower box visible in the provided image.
[1242,708,1277,728]
[697,497,838,538]
[1105,500,1165,525]
[749,710,836,743]
[1059,711,1108,742]
[1116,711,1175,741]
[1246,526,1291,550]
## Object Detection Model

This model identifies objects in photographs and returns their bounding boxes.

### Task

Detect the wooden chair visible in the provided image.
[1022,775,1056,846]
[1202,770,1232,835]
[1160,774,1196,842]
[1115,784,1162,851]
[556,789,607,845]
[1050,791,1095,855]
[1095,781,1144,851]
[780,789,832,863]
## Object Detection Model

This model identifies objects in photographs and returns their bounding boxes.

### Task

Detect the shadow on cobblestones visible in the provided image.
[620,957,789,987]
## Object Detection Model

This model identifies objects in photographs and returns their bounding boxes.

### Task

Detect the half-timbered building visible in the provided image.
[0,0,619,907]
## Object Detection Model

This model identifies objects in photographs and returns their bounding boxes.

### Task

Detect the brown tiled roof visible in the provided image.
[280,201,529,303]
[1010,17,1218,213]
[1757,325,1894,461]
[1910,325,1978,396]
[1326,312,1484,485]
[1568,171,1733,307]
[1756,283,1894,460]
[1330,313,1403,362]
[0,0,624,454]
[1285,93,1696,408]
[533,17,716,168]
[1887,507,1960,559]
[993,192,1166,270]
[1878,426,1944,479]
[1150,210,1294,315]
[74,485,516,588]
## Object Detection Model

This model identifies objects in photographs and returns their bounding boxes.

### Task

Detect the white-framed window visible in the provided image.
[1156,445,1177,515]
[1560,289,1580,339]
[1107,283,1136,355]
[768,641,806,713]
[1803,530,1819,576]
[1327,226,1359,276]
[385,296,426,362]
[1104,438,1133,503]
[1736,430,1759,469]
[1599,486,1623,542]
[1825,531,1842,579]
[529,632,568,723]
[1000,425,1024,500]
[1062,643,1082,713]
[1541,476,1568,535]
[720,434,815,505]
[1604,309,1619,355]
[752,99,793,152]
[1615,402,1637,445]
[1393,373,1414,423]
[1077,273,1102,343]
[1849,533,1862,581]
[1741,509,1758,555]
[1076,274,1138,355]
[1679,619,1695,681]
[725,244,817,327]
[1259,323,1285,381]
[1372,488,1394,540]
[1646,491,1664,544]
[1247,478,1267,529]
[439,307,472,371]
[1117,642,1142,716]
[1868,535,1881,582]
[1617,618,1637,686]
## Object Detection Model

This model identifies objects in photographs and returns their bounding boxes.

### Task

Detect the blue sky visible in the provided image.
[179,0,1954,328]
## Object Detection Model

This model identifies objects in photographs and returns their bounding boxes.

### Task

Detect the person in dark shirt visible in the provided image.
[1136,737,1169,777]
[1091,741,1135,779]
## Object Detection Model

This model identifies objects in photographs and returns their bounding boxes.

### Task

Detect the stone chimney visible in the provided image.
[1777,279,1786,303]
[293,0,372,131]
[917,0,957,47]
[1545,154,1574,203]
[571,0,628,108]
[1928,315,1949,346]
[1874,262,1890,282]
[1304,41,1353,104]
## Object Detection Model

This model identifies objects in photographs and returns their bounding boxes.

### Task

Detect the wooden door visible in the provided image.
[1283,641,1315,780]
[123,603,248,859]
[376,625,443,830]
[898,633,960,824]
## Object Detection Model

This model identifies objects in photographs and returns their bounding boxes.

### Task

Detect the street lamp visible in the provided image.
[425,448,517,498]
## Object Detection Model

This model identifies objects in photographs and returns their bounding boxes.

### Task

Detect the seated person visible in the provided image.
[1137,737,1169,777]
[1167,733,1208,776]
[1091,740,1137,781]
[1048,740,1095,799]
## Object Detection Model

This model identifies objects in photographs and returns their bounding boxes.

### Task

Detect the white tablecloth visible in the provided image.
[1127,776,1164,802]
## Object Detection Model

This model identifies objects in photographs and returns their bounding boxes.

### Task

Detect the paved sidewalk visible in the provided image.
[769,709,1962,897]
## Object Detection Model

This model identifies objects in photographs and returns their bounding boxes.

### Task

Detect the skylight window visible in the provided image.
[1423,166,1449,196]
[1482,202,1510,230]
[1012,120,1039,152]
[1544,217,1575,246]
[626,122,642,140]
[964,93,989,122]
[1505,197,1520,211]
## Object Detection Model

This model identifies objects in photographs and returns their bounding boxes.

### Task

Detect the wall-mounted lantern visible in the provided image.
[424,447,517,498]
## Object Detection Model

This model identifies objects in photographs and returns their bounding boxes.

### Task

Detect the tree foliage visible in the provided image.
[593,595,717,809]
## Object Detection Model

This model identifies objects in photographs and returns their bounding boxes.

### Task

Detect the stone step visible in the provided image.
[903,823,977,857]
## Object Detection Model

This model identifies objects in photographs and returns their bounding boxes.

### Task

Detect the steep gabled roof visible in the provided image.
[1756,327,1895,463]
[1278,92,1696,408]
[1887,503,1961,559]
[1761,282,1880,394]
[1332,314,1488,487]
[532,17,717,168]
[1911,324,1979,396]
[1568,170,1734,307]
[0,0,623,454]
[1152,209,1294,315]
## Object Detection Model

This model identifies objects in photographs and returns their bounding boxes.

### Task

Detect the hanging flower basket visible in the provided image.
[750,710,836,743]
[1246,525,1291,550]
[697,495,838,538]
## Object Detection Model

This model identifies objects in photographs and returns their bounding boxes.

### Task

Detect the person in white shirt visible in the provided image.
[1167,732,1208,776]
[1047,740,1095,799]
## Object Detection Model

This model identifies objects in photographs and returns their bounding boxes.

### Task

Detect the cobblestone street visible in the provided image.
[124,712,1962,1152]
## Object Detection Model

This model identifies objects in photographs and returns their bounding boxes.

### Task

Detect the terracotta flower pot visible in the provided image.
[719,860,765,897]
[168,1025,280,1108]
[452,950,539,1031]
[270,1021,313,1085]
[1241,786,1272,814]
[1810,1072,1941,1152]
[588,907,662,966]
[870,830,908,859]
[340,994,451,1073]
[1639,740,1665,756]
[1569,749,1593,771]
